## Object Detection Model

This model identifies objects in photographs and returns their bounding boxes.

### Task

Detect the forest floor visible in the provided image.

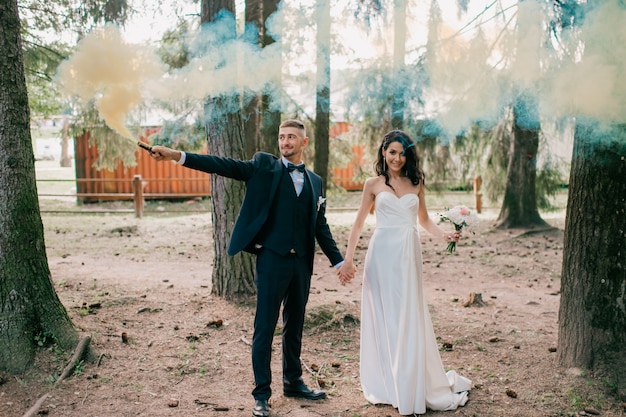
[2,162,625,417]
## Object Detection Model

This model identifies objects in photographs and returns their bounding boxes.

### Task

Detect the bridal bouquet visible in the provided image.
[438,205,480,252]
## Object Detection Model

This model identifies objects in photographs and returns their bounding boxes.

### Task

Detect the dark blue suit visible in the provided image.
[183,151,344,400]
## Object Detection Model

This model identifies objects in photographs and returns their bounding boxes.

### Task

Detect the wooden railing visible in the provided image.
[37,175,211,218]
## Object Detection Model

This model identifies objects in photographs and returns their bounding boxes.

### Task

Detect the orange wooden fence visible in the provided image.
[332,144,366,191]
[74,129,212,203]
[74,125,365,201]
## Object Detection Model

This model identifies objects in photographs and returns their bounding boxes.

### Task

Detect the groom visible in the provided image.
[150,119,345,417]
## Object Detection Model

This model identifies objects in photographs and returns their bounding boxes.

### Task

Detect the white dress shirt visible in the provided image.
[281,157,305,196]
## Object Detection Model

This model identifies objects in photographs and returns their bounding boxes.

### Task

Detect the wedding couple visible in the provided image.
[151,120,471,416]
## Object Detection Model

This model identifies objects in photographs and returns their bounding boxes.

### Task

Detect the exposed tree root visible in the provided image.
[512,226,561,238]
[56,334,91,385]
[21,393,48,417]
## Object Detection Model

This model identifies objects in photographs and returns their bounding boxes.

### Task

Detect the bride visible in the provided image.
[337,130,471,415]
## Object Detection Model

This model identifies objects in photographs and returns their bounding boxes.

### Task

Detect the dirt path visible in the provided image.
[1,208,624,417]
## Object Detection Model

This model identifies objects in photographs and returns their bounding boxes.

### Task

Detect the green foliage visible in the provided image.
[536,162,566,211]
[344,65,396,128]
[18,0,134,154]
[73,359,85,376]
[149,116,206,152]
[34,331,65,362]
[450,121,509,199]
[157,21,193,70]
[34,331,56,348]
[352,0,383,25]
[21,38,73,117]
[450,118,568,209]
[414,134,454,191]
[601,378,618,396]
[18,0,130,36]
[26,76,65,118]
[69,104,139,170]
[20,23,72,117]
[551,0,585,33]
[343,58,428,128]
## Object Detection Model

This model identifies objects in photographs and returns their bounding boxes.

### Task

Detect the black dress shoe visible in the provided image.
[252,399,269,417]
[283,382,327,400]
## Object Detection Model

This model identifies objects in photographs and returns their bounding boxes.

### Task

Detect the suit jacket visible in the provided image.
[184,151,344,266]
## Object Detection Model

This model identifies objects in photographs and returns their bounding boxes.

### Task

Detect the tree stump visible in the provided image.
[463,292,487,307]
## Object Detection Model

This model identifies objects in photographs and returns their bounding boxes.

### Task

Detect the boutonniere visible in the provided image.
[317,196,326,212]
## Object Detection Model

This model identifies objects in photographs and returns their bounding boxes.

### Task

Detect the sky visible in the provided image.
[121,0,200,44]
[54,0,626,142]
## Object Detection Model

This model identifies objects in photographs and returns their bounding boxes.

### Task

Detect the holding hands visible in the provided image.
[337,261,357,285]
[336,230,461,287]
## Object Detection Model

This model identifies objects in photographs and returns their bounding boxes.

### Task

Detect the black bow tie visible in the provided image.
[287,162,305,173]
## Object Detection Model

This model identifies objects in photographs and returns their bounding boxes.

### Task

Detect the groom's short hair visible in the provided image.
[280,119,306,137]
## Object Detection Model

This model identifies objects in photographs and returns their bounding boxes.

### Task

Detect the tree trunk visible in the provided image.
[557,122,626,394]
[314,0,331,191]
[60,115,72,167]
[260,90,281,152]
[0,0,77,373]
[259,0,281,153]
[202,1,255,299]
[243,97,261,159]
[259,0,282,153]
[391,0,406,129]
[243,95,261,159]
[494,106,549,229]
[243,0,281,157]
[243,0,262,159]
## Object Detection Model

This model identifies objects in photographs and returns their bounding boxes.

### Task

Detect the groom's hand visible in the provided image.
[337,262,357,285]
[150,145,182,163]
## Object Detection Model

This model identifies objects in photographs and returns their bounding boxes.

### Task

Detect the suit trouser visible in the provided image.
[251,249,312,400]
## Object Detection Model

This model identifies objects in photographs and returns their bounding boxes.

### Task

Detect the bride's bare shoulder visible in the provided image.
[364,176,386,191]
[364,175,386,186]
[361,176,386,199]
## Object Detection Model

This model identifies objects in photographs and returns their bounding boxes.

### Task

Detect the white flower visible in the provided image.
[438,205,480,252]
[440,205,480,230]
[317,196,326,211]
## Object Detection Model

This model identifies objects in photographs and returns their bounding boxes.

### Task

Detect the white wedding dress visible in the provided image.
[360,191,471,415]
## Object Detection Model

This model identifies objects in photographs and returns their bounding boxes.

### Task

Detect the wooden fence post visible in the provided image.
[133,175,144,218]
[473,175,483,214]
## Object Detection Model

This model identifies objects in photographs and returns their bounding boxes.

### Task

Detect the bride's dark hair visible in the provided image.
[374,130,425,190]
